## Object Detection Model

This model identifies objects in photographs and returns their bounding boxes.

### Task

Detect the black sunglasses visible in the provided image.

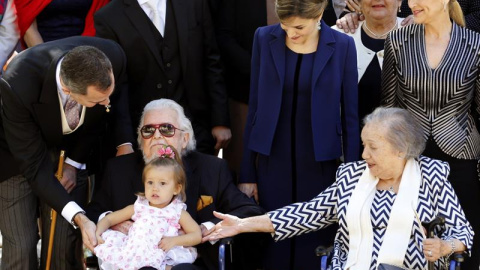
[140,123,184,139]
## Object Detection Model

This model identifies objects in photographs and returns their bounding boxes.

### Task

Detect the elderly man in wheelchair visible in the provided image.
[203,108,474,270]
[86,99,265,270]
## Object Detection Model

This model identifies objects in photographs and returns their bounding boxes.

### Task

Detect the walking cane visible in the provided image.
[45,150,65,270]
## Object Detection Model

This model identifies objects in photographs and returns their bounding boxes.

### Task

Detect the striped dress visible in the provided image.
[381,23,480,160]
[267,157,474,269]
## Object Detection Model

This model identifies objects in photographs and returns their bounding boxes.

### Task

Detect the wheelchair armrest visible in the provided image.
[451,252,465,263]
[218,237,234,270]
[315,245,333,257]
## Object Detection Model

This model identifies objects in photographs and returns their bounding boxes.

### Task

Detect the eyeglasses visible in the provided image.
[140,123,184,139]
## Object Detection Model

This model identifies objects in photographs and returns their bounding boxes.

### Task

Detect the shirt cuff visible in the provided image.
[98,211,113,223]
[61,202,85,229]
[116,142,133,149]
[201,221,218,245]
[65,158,86,170]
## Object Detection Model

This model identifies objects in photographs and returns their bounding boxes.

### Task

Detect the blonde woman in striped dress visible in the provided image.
[381,0,480,267]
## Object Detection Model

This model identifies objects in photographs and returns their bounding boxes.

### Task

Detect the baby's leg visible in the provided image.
[166,265,172,270]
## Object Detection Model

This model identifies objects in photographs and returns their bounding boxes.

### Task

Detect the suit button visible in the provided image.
[168,80,172,84]
[157,83,162,89]
[166,63,171,68]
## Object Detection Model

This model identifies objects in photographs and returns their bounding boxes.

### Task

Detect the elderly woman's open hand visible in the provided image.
[201,211,242,242]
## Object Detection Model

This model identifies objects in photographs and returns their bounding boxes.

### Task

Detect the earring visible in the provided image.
[316,20,321,30]
[398,6,401,12]
[105,104,111,113]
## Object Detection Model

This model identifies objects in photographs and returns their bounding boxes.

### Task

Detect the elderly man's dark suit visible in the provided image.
[87,151,265,270]
[0,36,133,269]
[94,0,228,154]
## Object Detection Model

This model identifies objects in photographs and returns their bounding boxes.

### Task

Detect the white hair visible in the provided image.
[137,99,196,155]
[363,107,425,159]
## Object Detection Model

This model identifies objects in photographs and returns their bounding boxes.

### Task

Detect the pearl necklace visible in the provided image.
[363,21,398,39]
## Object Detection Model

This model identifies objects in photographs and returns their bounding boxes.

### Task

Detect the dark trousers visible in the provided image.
[0,175,38,270]
[0,170,88,270]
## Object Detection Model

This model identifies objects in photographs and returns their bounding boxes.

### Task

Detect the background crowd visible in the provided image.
[0,0,479,269]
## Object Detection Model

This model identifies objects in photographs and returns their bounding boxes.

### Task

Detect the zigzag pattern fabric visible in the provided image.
[381,23,480,160]
[267,157,474,269]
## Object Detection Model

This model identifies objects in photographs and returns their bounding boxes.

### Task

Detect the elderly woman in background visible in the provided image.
[381,0,480,267]
[206,107,474,270]
[332,0,403,128]
[238,0,359,268]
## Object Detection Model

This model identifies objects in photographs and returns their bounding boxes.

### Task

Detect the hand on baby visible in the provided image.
[95,232,105,245]
[111,220,133,235]
[159,236,177,252]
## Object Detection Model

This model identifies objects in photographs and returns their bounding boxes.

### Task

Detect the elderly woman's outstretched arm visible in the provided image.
[202,211,274,242]
[204,177,341,243]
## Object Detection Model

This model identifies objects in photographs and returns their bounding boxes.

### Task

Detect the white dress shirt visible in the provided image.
[138,0,167,36]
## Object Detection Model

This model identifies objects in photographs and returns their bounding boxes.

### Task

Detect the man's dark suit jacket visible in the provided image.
[87,151,265,269]
[0,36,134,213]
[215,0,266,104]
[94,0,228,136]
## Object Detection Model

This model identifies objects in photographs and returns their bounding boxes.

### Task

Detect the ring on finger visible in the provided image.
[428,250,432,257]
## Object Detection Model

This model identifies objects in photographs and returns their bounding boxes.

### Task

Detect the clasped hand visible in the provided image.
[201,211,242,242]
[423,237,446,262]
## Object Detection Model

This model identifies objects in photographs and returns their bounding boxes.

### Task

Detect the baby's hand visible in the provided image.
[159,236,177,252]
[110,220,133,235]
[95,231,105,245]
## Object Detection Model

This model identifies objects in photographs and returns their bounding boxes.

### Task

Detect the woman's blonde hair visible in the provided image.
[449,0,465,27]
[138,145,187,202]
[276,0,327,21]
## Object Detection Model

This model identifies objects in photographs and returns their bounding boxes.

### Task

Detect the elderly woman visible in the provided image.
[381,0,480,267]
[206,107,474,270]
[331,0,403,126]
[238,0,359,268]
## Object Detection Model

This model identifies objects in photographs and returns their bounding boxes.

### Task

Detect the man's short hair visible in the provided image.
[60,46,113,95]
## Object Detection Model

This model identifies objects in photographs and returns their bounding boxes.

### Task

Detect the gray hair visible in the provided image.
[60,46,113,95]
[363,107,425,159]
[137,99,196,155]
[276,0,327,21]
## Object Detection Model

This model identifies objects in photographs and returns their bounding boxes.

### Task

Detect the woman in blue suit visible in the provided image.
[238,0,360,269]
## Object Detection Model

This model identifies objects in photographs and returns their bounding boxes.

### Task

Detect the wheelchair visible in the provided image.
[315,216,465,270]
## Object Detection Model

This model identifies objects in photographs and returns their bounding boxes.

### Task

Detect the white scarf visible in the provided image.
[345,159,422,269]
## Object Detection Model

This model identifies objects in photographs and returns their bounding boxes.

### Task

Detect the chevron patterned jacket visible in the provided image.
[381,23,480,160]
[267,156,474,269]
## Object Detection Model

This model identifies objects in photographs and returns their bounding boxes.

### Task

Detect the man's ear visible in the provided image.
[182,132,190,150]
[60,77,71,95]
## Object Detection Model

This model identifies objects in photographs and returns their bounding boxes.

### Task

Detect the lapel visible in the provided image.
[312,20,336,89]
[123,0,164,70]
[33,54,65,146]
[183,153,200,219]
[171,0,188,73]
[269,25,286,87]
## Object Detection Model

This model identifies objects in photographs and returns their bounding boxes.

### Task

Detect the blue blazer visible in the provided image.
[240,21,360,182]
